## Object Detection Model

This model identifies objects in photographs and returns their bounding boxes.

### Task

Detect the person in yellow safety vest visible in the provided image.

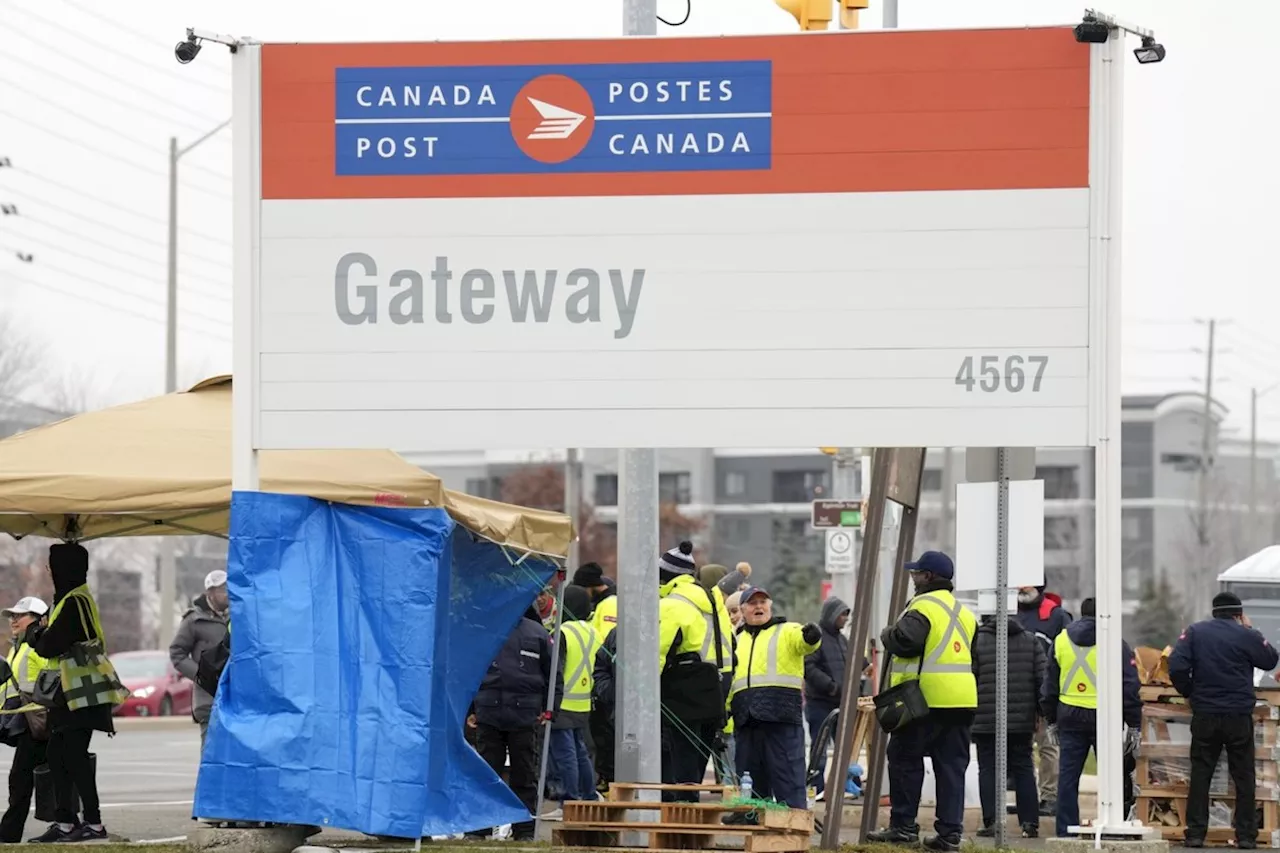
[1040,597,1143,839]
[868,552,977,853]
[0,597,50,843]
[548,586,600,808]
[722,586,820,820]
[656,541,734,803]
[711,587,747,786]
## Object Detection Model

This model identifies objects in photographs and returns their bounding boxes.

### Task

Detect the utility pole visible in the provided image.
[939,448,955,553]
[1249,382,1280,554]
[1195,318,1217,617]
[564,448,581,575]
[615,0,661,794]
[158,118,231,653]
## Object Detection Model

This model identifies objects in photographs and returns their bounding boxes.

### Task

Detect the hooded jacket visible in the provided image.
[1168,614,1280,715]
[1040,617,1141,730]
[971,616,1045,735]
[472,607,563,730]
[30,543,115,734]
[169,593,229,720]
[804,596,850,709]
[1016,590,1072,658]
[592,626,619,717]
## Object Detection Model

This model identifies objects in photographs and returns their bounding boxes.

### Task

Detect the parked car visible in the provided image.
[109,650,193,717]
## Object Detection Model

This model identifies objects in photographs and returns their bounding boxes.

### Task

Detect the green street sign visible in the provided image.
[840,509,862,527]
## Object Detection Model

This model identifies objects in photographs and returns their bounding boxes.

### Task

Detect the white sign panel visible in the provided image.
[954,479,1047,591]
[825,529,856,575]
[235,28,1101,452]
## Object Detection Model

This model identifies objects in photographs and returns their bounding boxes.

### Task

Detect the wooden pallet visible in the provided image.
[608,783,738,802]
[1137,795,1280,846]
[555,797,813,852]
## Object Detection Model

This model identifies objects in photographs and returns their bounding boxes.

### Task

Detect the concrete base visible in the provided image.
[189,826,318,853]
[1046,837,1170,853]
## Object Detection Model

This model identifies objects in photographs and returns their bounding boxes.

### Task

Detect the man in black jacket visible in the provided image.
[468,605,563,841]
[1169,591,1280,848]
[971,613,1045,838]
[803,596,848,797]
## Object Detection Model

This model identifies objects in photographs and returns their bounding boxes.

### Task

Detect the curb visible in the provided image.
[114,716,199,730]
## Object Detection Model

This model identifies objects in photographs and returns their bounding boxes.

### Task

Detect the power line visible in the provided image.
[0,248,229,329]
[0,109,229,198]
[2,269,229,341]
[9,231,230,304]
[2,165,232,248]
[0,74,231,184]
[0,50,225,138]
[4,3,230,97]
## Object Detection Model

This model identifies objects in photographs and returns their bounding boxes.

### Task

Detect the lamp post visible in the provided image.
[158,117,230,653]
[1251,382,1280,554]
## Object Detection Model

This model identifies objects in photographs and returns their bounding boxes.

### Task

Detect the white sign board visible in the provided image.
[232,28,1102,452]
[825,529,856,575]
[954,480,1047,591]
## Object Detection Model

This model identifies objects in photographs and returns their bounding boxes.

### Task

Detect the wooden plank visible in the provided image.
[744,833,811,852]
[562,821,794,834]
[609,782,734,803]
[554,823,811,852]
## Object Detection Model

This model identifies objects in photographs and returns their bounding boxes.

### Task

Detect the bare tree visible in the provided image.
[0,311,40,402]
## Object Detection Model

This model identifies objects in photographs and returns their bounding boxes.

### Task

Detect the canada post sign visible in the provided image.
[334,60,772,176]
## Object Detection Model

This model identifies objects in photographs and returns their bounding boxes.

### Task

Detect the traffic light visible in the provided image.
[775,0,832,31]
[839,0,870,29]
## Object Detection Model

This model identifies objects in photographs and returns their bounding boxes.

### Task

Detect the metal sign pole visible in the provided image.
[994,447,1011,848]
[819,449,891,850]
[534,575,569,831]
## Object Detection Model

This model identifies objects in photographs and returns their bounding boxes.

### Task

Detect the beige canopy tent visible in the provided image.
[0,376,571,558]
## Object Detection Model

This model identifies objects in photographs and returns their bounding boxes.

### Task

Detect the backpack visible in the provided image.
[196,631,231,697]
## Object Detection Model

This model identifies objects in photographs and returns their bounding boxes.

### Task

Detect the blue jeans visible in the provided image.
[549,728,596,802]
[1056,726,1095,837]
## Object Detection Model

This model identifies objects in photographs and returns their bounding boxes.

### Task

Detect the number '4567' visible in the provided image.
[955,355,1049,393]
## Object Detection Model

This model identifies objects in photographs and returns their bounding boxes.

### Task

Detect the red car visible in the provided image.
[110,650,194,717]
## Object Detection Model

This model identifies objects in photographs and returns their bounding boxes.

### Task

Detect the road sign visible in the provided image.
[811,499,863,530]
[825,529,856,575]
[232,27,1102,453]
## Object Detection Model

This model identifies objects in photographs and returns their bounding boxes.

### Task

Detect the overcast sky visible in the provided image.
[1,0,1276,439]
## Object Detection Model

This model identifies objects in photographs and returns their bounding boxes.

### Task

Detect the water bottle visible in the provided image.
[740,771,753,799]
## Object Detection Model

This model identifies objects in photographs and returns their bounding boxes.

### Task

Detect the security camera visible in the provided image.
[174,37,202,64]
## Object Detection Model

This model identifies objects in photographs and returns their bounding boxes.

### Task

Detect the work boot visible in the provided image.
[866,824,920,844]
[1039,798,1057,817]
[722,811,759,827]
[976,822,995,838]
[1184,836,1205,849]
[1021,822,1039,839]
[1238,839,1258,850]
[923,833,962,852]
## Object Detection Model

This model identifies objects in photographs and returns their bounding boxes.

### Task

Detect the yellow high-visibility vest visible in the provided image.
[729,622,818,699]
[888,590,978,710]
[1055,632,1098,709]
[560,620,599,714]
[591,595,617,642]
[659,576,733,673]
[0,641,50,701]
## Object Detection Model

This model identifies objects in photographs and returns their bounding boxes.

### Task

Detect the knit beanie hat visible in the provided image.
[573,562,605,587]
[1213,591,1244,615]
[659,541,695,582]
[563,585,593,622]
[699,563,729,591]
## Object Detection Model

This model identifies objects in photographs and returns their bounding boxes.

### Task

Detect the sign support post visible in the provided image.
[993,447,1011,849]
[829,449,860,606]
[614,0,662,796]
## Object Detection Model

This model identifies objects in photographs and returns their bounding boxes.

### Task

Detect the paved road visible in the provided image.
[0,718,202,842]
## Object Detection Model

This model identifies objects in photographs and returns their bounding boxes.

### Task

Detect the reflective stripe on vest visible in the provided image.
[891,593,973,677]
[1057,635,1098,709]
[561,621,595,709]
[730,625,803,695]
[668,590,732,669]
[7,644,44,692]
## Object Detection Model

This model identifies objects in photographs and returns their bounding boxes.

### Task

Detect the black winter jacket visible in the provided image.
[1169,615,1280,715]
[592,627,618,717]
[1016,593,1072,659]
[1040,617,1142,730]
[971,616,1045,735]
[472,608,563,730]
[30,549,114,735]
[804,596,849,709]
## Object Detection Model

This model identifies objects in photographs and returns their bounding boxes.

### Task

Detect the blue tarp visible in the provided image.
[194,491,556,838]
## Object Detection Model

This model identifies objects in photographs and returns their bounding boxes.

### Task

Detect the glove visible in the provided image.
[539,711,553,725]
[21,621,41,647]
[1124,725,1141,756]
[1044,724,1059,747]
[802,623,821,645]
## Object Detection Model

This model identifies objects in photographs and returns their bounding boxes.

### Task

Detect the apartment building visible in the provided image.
[401,391,1280,609]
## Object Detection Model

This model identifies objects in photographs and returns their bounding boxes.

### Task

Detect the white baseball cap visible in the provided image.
[2,596,48,618]
[204,570,228,590]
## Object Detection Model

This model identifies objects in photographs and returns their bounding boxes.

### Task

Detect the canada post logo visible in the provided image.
[334,60,772,177]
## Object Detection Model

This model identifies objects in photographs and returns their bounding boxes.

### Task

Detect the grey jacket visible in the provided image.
[169,594,228,720]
